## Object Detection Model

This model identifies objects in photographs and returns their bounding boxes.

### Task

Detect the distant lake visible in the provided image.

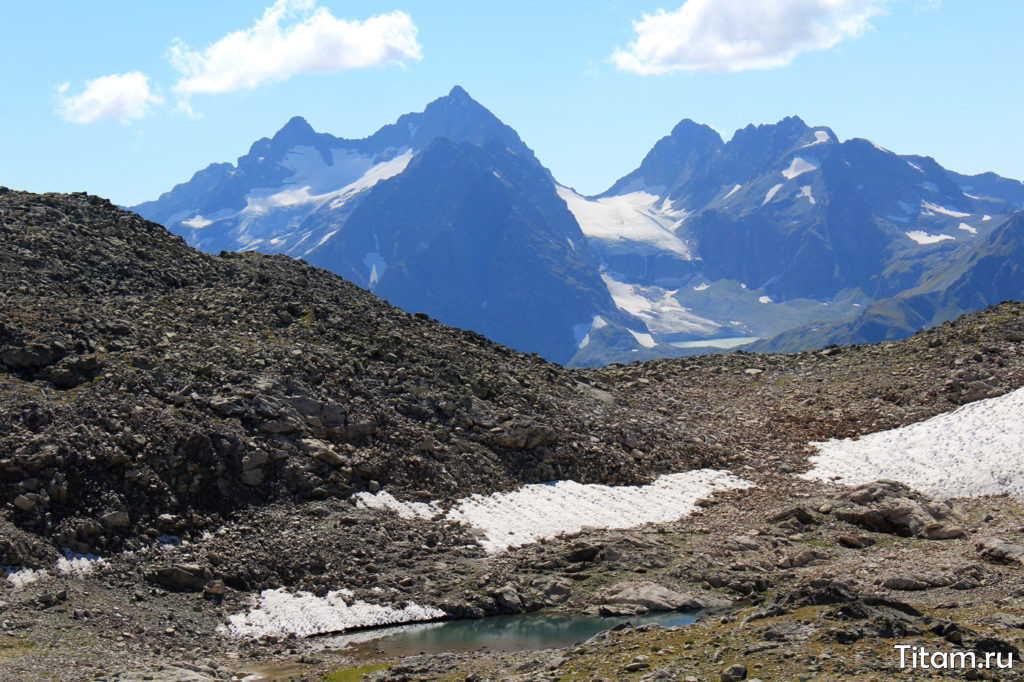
[669,337,760,349]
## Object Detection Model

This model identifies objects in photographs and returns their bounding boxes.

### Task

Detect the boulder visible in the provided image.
[145,564,210,592]
[833,480,963,539]
[721,663,748,681]
[976,537,1024,564]
[591,580,731,613]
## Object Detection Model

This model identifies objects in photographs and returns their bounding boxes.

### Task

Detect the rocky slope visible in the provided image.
[0,188,717,560]
[3,189,1024,681]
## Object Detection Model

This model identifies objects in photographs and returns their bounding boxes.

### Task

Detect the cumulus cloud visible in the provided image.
[56,72,164,125]
[613,0,889,74]
[169,0,422,96]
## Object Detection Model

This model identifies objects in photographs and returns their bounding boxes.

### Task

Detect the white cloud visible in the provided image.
[56,72,163,125]
[613,0,889,74]
[170,0,421,96]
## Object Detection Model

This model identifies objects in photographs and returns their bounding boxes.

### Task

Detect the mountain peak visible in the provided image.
[778,115,808,129]
[272,115,317,144]
[448,84,470,99]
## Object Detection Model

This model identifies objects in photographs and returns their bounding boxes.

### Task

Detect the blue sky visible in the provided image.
[1,1,1022,205]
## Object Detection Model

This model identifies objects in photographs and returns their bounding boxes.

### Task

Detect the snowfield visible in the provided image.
[921,201,971,219]
[802,386,1024,498]
[906,230,955,245]
[781,157,817,180]
[601,275,722,337]
[4,550,106,589]
[803,130,831,147]
[220,588,445,638]
[357,469,752,554]
[557,186,691,257]
[763,183,784,205]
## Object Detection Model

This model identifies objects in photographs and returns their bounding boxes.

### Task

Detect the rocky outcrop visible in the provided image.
[590,580,732,614]
[832,481,965,539]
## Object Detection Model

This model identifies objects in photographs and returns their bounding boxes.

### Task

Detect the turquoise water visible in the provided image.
[319,611,700,657]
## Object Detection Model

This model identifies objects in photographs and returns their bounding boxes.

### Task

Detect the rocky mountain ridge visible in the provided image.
[133,89,1024,366]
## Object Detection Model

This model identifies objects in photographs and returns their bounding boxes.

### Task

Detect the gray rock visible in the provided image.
[721,663,747,681]
[591,580,730,613]
[493,584,523,611]
[13,494,36,511]
[146,564,210,592]
[532,577,573,603]
[977,537,1024,564]
[101,510,130,528]
[833,480,962,539]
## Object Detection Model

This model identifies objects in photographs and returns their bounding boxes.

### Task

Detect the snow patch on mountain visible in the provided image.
[723,184,742,199]
[602,275,722,336]
[781,157,817,180]
[182,215,213,229]
[573,315,608,349]
[905,231,955,245]
[354,470,752,555]
[921,201,970,219]
[353,490,439,519]
[797,186,816,204]
[801,385,1024,498]
[763,184,784,205]
[628,329,657,348]
[557,186,691,257]
[221,588,445,638]
[958,223,978,235]
[803,131,831,147]
[447,469,753,553]
[4,567,46,588]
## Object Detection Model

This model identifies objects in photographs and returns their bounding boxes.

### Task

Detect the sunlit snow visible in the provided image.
[182,215,213,229]
[602,274,721,336]
[355,470,752,554]
[802,131,831,147]
[557,186,691,257]
[781,157,817,180]
[905,231,954,245]
[802,386,1024,498]
[958,222,978,235]
[797,185,815,204]
[763,184,784,205]
[449,470,753,553]
[573,315,608,349]
[221,588,445,638]
[628,329,657,348]
[353,490,439,519]
[921,201,971,219]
